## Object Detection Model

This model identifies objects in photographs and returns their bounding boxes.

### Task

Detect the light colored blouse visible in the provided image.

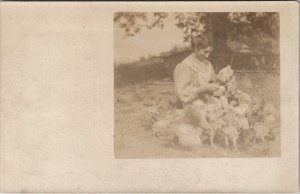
[174,53,216,105]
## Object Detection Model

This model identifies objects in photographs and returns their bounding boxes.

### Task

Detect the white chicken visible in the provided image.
[233,103,250,117]
[223,125,239,151]
[175,123,203,148]
[235,116,250,131]
[151,119,172,135]
[218,111,240,151]
[205,103,225,147]
[234,90,252,105]
[264,114,277,130]
[253,123,270,143]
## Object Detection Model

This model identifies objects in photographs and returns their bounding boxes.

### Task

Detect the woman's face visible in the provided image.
[194,46,213,61]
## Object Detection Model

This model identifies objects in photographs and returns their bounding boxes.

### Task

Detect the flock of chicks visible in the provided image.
[151,65,279,152]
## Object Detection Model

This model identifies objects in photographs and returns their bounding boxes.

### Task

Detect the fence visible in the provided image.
[114,51,280,87]
[210,53,280,73]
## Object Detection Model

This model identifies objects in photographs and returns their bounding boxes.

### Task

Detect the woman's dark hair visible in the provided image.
[191,34,212,50]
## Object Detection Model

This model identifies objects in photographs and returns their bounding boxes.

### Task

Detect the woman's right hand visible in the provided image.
[204,83,220,93]
[193,83,219,95]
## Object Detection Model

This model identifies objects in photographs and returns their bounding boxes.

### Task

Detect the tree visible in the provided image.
[113,12,168,36]
[114,12,279,54]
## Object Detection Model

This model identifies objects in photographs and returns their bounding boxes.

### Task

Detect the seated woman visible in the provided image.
[174,34,219,136]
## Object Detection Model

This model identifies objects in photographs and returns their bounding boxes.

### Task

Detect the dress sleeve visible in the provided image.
[173,62,197,103]
[209,61,217,77]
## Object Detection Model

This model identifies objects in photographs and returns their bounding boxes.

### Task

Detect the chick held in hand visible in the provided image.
[217,65,234,83]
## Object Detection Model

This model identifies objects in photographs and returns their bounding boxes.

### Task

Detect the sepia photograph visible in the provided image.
[114,12,280,158]
[0,2,298,192]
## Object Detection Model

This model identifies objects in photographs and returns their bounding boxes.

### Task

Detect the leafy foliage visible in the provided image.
[114,12,168,36]
[114,12,279,53]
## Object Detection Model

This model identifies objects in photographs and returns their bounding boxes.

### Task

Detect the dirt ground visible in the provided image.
[114,72,280,158]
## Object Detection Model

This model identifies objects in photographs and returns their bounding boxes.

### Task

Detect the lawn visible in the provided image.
[114,72,280,158]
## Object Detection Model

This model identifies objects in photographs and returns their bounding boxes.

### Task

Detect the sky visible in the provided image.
[114,16,189,64]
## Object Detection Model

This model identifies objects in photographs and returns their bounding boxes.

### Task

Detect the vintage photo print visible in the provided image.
[0,2,298,193]
[114,12,280,158]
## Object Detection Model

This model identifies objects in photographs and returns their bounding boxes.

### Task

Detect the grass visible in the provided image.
[114,72,280,158]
